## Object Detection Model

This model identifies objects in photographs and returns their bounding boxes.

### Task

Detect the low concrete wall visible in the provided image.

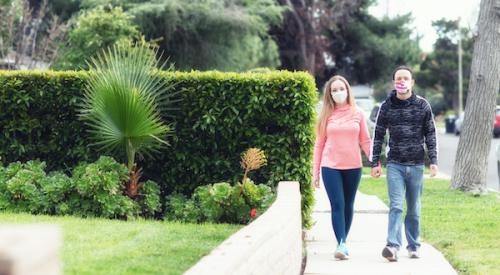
[184,181,302,275]
[0,225,61,275]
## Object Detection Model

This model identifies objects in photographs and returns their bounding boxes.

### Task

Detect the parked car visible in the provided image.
[352,85,375,131]
[497,143,500,186]
[494,107,500,137]
[455,106,500,137]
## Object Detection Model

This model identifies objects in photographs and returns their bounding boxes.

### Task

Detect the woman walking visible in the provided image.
[312,75,372,260]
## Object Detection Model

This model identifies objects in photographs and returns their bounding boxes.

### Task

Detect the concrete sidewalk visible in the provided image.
[304,181,457,275]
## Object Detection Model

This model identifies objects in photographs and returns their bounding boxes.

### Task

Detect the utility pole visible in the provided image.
[458,18,464,116]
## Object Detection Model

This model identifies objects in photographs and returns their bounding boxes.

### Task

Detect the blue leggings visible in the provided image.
[321,167,362,244]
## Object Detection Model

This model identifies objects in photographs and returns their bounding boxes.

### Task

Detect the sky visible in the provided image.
[368,0,481,52]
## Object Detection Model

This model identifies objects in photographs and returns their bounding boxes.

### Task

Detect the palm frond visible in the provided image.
[80,42,175,170]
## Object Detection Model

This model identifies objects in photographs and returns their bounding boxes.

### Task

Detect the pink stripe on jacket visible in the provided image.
[313,105,372,181]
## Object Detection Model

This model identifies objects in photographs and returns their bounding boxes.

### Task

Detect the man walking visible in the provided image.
[371,65,438,261]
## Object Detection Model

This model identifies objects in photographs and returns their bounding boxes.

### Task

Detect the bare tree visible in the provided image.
[13,0,33,67]
[451,0,500,193]
[272,0,362,78]
[34,15,70,68]
[0,0,68,69]
[0,1,21,69]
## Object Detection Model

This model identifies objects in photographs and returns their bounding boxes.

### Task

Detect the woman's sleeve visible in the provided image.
[359,112,372,161]
[312,129,326,182]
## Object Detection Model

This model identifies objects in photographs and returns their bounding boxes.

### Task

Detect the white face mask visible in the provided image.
[331,90,348,104]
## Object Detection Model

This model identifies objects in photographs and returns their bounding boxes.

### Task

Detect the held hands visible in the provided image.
[371,165,382,178]
[430,164,438,177]
[370,164,438,177]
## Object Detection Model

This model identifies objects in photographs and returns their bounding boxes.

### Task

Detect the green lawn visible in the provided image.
[435,120,445,129]
[0,212,241,275]
[359,177,500,275]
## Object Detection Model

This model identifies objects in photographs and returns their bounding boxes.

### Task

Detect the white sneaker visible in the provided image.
[334,242,349,260]
[408,248,420,259]
[382,246,398,262]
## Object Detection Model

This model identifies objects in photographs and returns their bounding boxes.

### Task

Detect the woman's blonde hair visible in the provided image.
[316,75,357,138]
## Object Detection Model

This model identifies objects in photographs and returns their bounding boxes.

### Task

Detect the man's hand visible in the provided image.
[430,164,438,177]
[313,179,320,189]
[371,166,382,178]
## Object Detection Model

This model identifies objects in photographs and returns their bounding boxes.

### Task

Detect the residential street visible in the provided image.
[437,130,499,191]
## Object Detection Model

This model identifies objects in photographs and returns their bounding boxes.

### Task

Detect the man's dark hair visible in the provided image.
[392,65,413,80]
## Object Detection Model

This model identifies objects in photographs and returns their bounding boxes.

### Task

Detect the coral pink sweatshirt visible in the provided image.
[313,105,372,181]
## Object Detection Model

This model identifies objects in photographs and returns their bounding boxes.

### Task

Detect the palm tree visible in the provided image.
[80,43,177,198]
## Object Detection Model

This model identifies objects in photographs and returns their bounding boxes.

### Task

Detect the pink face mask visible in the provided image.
[395,81,409,93]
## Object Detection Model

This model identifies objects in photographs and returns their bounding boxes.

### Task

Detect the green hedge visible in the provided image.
[0,70,317,227]
[0,71,96,168]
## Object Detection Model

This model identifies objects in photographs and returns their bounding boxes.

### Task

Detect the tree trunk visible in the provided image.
[283,0,308,71]
[451,0,500,193]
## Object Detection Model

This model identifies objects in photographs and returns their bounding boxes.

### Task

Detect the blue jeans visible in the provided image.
[321,167,362,244]
[386,163,424,250]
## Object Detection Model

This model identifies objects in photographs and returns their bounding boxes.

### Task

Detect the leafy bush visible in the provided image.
[0,156,161,219]
[71,156,138,218]
[0,71,96,170]
[165,193,201,223]
[127,0,283,71]
[0,70,317,227]
[139,180,162,217]
[39,171,74,215]
[428,93,448,116]
[53,6,141,70]
[3,160,49,213]
[166,148,274,224]
[166,179,274,224]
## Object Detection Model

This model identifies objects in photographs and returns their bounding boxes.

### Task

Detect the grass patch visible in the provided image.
[359,177,500,275]
[0,212,241,275]
[435,120,445,129]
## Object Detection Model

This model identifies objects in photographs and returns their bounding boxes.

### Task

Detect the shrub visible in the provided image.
[39,171,74,215]
[139,180,162,217]
[0,156,161,219]
[166,179,274,224]
[4,160,48,213]
[428,93,448,116]
[53,6,141,70]
[165,193,201,223]
[71,156,138,218]
[0,70,317,227]
[72,157,129,198]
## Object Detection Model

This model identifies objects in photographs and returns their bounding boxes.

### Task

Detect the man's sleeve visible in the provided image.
[423,103,438,165]
[371,103,387,167]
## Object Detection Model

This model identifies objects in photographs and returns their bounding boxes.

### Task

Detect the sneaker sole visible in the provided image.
[334,251,348,260]
[382,247,398,262]
[409,253,420,259]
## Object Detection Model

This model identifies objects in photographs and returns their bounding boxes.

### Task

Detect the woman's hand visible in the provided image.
[313,179,320,189]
